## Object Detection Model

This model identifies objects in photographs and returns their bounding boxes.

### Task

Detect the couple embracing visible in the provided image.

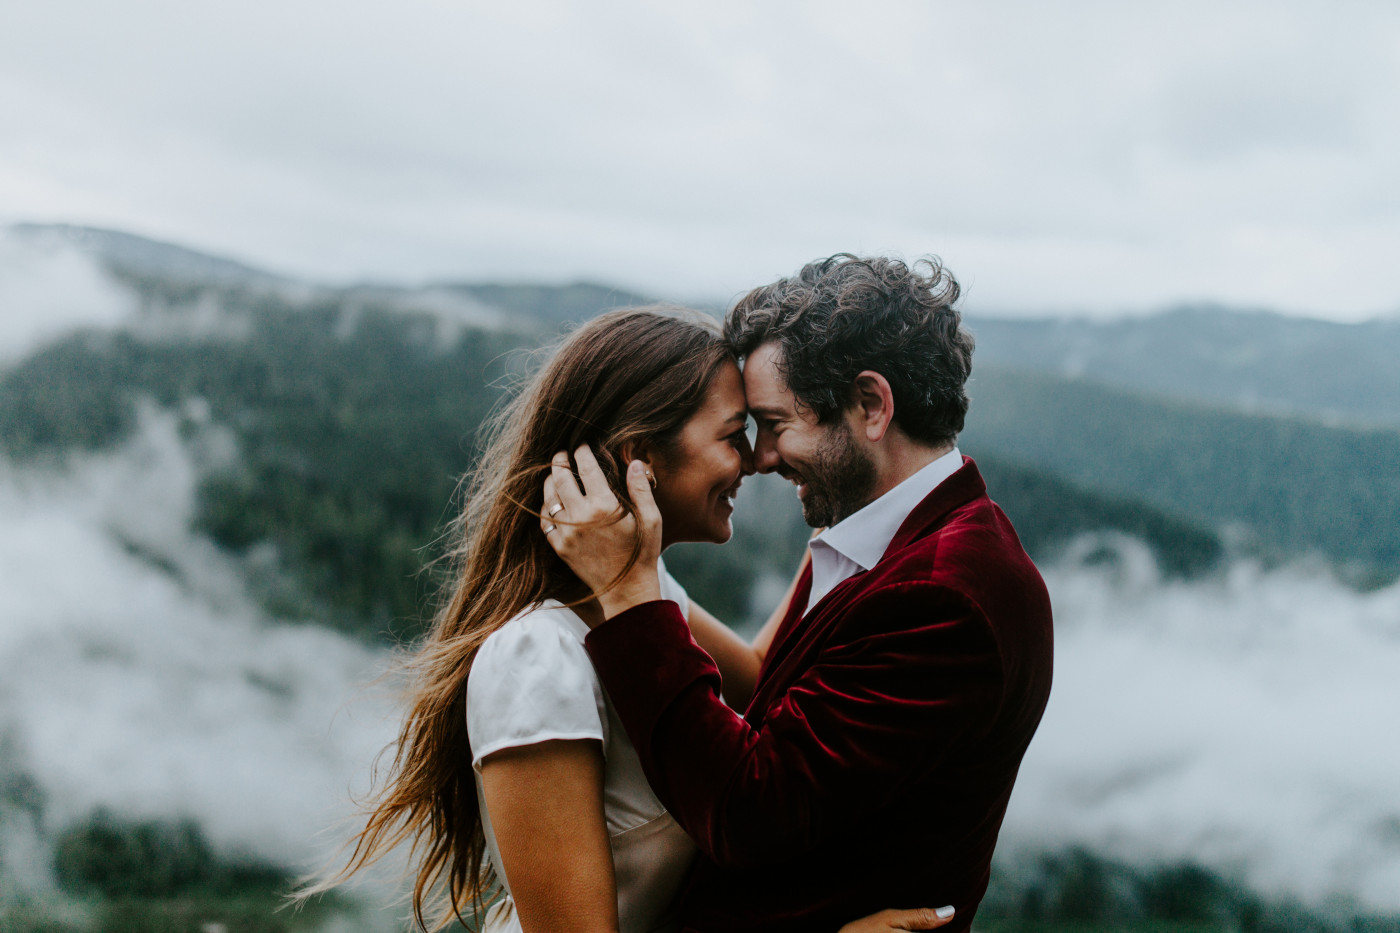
[320,255,1054,933]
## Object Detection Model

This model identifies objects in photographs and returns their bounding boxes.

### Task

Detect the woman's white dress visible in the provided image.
[466,561,697,933]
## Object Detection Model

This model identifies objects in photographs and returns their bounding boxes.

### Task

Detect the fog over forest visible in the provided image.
[0,414,393,877]
[1,227,1397,931]
[4,414,1397,919]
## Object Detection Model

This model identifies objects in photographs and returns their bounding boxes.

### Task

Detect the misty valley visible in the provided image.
[1,225,1398,933]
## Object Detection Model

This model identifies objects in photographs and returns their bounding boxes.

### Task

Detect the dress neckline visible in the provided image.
[531,598,592,640]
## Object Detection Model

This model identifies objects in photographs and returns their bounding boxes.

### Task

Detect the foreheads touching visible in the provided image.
[723,253,975,448]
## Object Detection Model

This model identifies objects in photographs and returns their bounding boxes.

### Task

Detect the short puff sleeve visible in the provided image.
[466,609,608,769]
[657,557,689,619]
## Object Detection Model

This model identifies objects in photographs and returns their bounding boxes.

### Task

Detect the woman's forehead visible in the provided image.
[707,359,749,418]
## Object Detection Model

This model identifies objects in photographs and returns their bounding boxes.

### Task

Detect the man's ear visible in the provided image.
[850,371,895,442]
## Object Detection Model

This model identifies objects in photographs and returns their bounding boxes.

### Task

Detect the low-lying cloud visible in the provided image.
[0,411,399,891]
[1,412,1396,917]
[1002,535,1400,910]
[0,230,133,363]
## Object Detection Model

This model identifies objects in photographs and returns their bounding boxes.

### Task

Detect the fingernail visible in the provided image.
[628,460,643,475]
[935,906,955,919]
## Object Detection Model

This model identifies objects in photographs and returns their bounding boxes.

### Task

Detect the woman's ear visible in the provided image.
[618,439,653,469]
[618,439,658,490]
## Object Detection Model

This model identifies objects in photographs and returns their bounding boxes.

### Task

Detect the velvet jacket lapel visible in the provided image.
[746,457,989,724]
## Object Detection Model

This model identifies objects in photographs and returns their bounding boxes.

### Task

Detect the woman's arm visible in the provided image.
[481,740,952,933]
[478,739,619,933]
[750,547,811,660]
[686,549,813,711]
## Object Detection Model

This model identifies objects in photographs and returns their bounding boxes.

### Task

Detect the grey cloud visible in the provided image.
[1,0,1398,317]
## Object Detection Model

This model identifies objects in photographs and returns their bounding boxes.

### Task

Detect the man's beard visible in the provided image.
[794,422,877,528]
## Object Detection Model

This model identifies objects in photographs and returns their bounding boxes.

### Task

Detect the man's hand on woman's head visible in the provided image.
[542,445,663,623]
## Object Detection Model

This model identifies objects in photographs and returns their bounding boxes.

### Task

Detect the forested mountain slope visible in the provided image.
[0,269,1225,640]
[962,366,1400,581]
[7,223,1390,636]
[968,306,1400,428]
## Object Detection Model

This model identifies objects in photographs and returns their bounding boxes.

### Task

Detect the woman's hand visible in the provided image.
[838,906,955,932]
[542,446,662,622]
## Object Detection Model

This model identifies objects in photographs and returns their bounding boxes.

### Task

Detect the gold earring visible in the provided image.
[645,469,657,489]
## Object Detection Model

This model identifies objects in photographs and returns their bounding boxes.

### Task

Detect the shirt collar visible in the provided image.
[812,447,963,572]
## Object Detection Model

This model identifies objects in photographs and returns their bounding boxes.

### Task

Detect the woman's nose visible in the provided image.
[736,433,756,476]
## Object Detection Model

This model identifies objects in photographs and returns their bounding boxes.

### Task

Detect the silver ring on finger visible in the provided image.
[543,523,557,535]
[547,502,565,518]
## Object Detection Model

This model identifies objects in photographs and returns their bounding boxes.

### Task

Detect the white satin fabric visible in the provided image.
[467,561,697,933]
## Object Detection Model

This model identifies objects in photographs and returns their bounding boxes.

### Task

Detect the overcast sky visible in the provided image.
[2,0,1398,319]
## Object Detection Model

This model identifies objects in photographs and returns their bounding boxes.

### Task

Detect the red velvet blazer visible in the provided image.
[585,458,1054,932]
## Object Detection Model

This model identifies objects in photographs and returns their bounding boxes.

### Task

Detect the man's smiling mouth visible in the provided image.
[778,468,807,496]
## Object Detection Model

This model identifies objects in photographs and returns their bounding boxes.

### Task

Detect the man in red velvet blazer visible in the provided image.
[548,255,1053,932]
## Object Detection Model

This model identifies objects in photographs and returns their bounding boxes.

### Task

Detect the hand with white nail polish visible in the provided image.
[838,905,956,932]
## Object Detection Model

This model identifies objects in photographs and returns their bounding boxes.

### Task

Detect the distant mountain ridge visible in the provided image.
[17,223,1396,419]
[8,223,665,329]
[434,281,662,326]
[967,305,1400,428]
[11,222,287,286]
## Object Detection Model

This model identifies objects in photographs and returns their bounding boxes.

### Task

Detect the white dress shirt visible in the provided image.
[804,447,963,614]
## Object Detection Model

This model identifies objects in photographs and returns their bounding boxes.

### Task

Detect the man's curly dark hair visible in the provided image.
[723,254,974,446]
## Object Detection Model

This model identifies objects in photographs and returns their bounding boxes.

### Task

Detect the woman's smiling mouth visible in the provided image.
[719,481,742,510]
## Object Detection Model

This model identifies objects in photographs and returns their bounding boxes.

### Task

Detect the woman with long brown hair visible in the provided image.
[309,308,952,933]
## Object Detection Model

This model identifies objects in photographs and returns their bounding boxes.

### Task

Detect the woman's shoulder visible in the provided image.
[466,602,607,766]
[496,600,589,643]
[468,553,684,698]
[479,556,683,663]
[470,602,591,685]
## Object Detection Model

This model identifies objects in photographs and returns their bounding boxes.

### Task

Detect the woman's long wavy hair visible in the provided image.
[304,307,730,931]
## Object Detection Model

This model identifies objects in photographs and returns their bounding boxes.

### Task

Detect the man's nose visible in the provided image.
[751,429,782,474]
